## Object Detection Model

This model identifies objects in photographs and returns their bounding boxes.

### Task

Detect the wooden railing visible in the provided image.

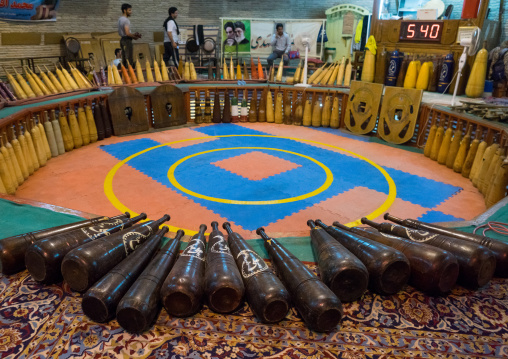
[0,83,506,202]
[416,104,508,149]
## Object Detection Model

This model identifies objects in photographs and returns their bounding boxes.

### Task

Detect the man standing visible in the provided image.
[163,7,180,67]
[267,23,290,67]
[118,3,141,67]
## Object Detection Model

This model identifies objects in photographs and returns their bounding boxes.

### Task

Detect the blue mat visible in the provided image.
[101,124,465,229]
[308,126,370,142]
[418,210,465,223]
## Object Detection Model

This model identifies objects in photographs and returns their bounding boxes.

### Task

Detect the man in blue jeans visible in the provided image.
[267,23,291,68]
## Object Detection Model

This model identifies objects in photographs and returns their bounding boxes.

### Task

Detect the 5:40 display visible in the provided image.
[399,21,443,42]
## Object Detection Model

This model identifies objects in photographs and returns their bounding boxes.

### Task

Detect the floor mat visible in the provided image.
[14,123,488,239]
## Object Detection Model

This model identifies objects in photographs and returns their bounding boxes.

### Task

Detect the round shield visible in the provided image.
[65,37,81,54]
[203,38,216,53]
[186,39,200,53]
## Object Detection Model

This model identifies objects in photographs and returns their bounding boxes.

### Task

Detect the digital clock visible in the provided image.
[399,21,443,42]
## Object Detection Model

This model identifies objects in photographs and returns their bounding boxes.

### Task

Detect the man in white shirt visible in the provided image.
[118,3,141,66]
[267,23,291,68]
[112,48,122,68]
[163,7,180,67]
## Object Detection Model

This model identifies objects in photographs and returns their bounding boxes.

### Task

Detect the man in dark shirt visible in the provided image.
[224,21,236,47]
[234,21,249,45]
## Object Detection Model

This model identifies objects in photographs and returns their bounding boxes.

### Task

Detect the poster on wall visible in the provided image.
[0,0,60,21]
[222,19,251,53]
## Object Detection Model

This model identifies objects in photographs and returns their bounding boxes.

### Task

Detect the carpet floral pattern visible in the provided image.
[1,262,507,359]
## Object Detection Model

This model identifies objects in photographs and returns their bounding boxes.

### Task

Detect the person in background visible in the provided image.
[488,40,508,97]
[30,0,58,20]
[234,21,249,45]
[112,48,122,68]
[118,3,141,67]
[267,23,290,67]
[163,7,180,67]
[224,21,236,46]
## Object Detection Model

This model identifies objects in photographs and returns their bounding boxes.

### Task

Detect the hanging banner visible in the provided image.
[0,0,60,21]
[221,18,324,59]
[286,21,322,57]
[250,21,322,57]
[249,21,274,56]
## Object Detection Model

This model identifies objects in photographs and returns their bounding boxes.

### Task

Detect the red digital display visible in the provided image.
[399,21,443,42]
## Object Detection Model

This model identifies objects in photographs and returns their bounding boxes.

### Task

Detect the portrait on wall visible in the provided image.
[223,19,251,53]
[0,0,61,21]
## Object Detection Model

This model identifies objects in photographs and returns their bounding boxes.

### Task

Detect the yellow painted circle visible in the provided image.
[104,134,397,233]
[167,147,333,205]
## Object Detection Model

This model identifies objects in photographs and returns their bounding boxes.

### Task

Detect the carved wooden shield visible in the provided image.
[74,38,104,71]
[133,43,152,64]
[378,87,423,144]
[150,85,186,128]
[344,81,384,135]
[108,87,149,135]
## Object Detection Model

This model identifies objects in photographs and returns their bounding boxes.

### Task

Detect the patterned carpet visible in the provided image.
[1,263,507,358]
